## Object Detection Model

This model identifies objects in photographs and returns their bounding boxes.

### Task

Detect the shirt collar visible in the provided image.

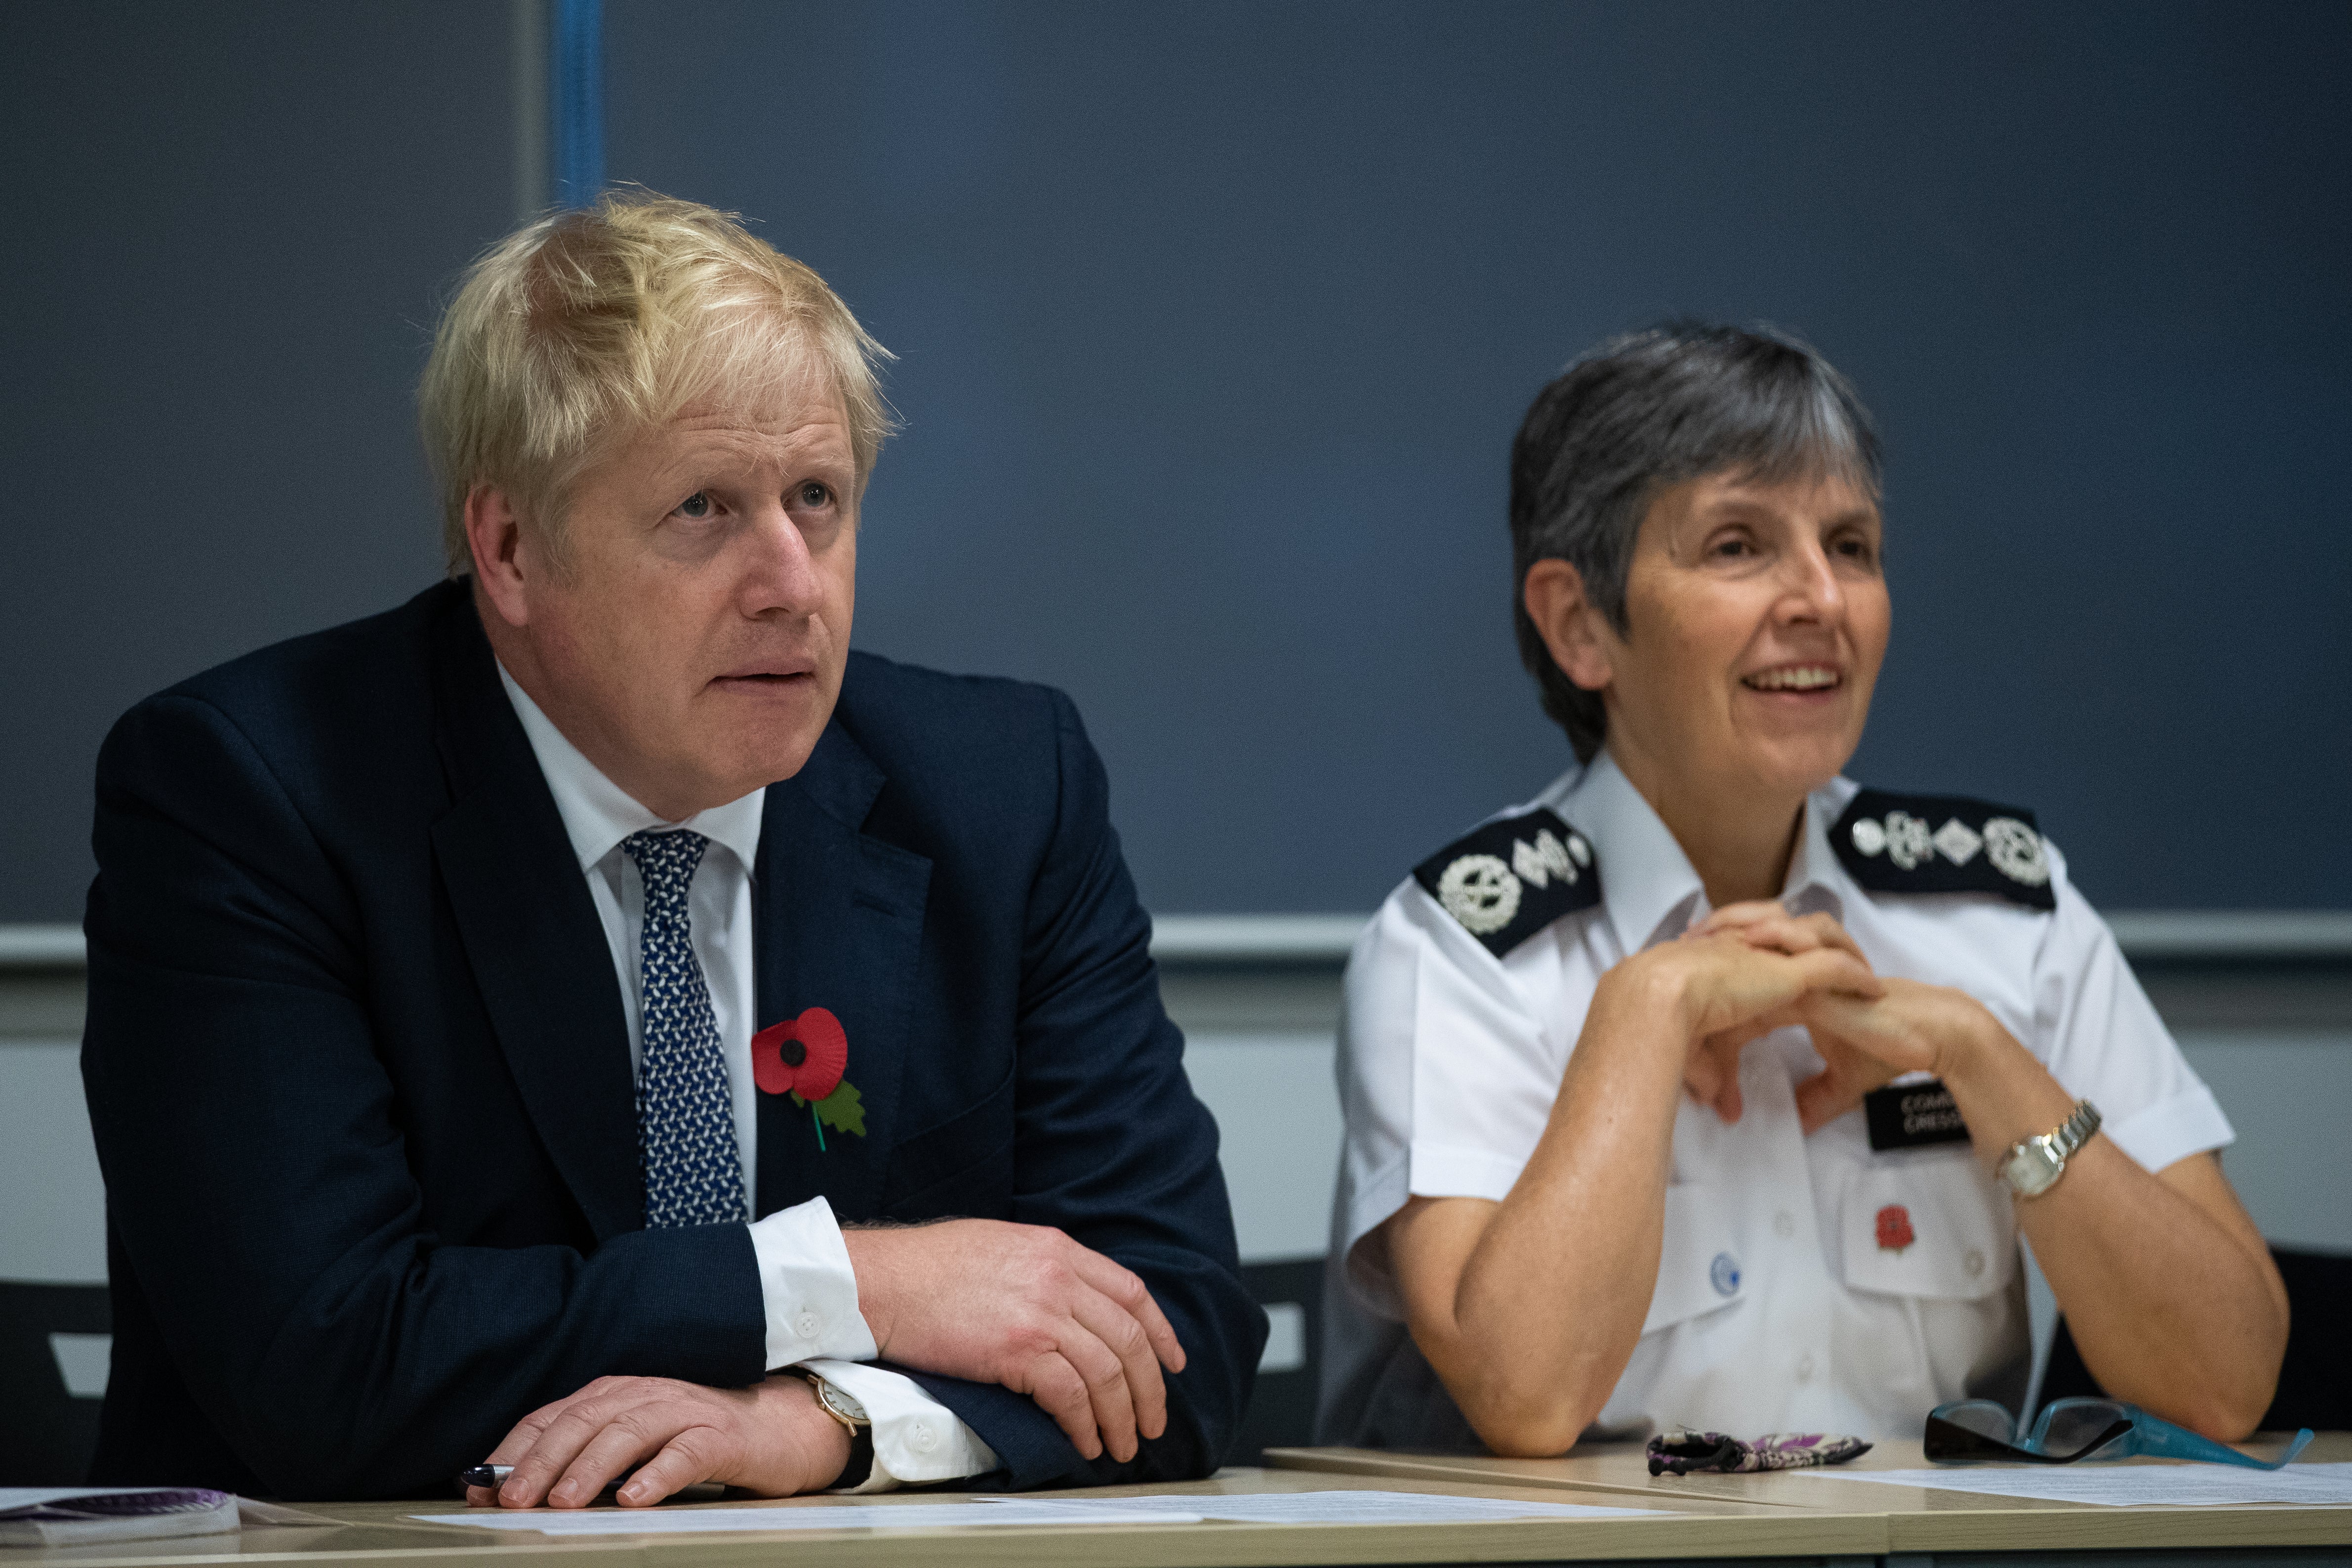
[1564,750,1849,950]
[1781,784,1850,925]
[495,661,766,875]
[1564,751,1708,954]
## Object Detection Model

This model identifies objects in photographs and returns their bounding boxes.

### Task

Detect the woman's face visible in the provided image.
[1594,469,1889,806]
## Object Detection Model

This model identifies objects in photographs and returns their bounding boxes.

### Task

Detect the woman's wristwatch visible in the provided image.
[1998,1100,2101,1198]
[799,1371,875,1489]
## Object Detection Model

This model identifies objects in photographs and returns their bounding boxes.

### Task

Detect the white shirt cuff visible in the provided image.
[747,1196,879,1368]
[801,1359,1001,1491]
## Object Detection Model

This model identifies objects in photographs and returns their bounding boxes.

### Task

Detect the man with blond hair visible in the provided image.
[80,193,1262,1502]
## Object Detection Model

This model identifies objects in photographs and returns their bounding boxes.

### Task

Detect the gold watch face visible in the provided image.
[817,1381,870,1427]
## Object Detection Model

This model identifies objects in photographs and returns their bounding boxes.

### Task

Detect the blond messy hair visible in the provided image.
[418,190,893,576]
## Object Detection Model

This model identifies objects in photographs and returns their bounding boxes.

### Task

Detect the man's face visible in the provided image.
[492,377,858,820]
[1598,469,1889,805]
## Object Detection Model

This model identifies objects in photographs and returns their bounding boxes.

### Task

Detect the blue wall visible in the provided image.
[600,0,2352,915]
[3,1,2347,920]
[0,3,503,921]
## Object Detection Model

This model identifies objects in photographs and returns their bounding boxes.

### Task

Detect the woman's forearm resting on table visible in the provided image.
[1388,963,1692,1455]
[1389,930,1885,1456]
[1930,1008,2289,1439]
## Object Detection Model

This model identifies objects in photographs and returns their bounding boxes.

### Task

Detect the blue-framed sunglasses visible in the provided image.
[1927,1398,2313,1469]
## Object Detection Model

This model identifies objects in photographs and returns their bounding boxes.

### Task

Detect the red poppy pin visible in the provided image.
[752,1007,865,1150]
[1874,1203,1915,1253]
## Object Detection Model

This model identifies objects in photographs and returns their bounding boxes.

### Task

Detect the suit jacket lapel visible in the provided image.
[426,592,643,1241]
[752,720,932,1223]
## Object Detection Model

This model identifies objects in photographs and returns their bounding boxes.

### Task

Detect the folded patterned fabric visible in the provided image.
[1646,1429,1873,1475]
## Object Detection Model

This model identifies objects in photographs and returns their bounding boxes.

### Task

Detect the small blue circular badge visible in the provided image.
[1709,1252,1741,1297]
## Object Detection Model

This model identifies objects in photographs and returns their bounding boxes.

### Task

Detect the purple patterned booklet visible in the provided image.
[0,1488,330,1548]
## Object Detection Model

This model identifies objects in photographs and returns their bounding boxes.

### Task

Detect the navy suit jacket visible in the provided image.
[80,580,1263,1498]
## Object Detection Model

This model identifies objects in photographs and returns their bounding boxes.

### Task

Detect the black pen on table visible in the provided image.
[457,1464,727,1502]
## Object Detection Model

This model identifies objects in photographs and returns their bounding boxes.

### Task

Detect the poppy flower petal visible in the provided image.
[789,1007,849,1101]
[751,1022,796,1096]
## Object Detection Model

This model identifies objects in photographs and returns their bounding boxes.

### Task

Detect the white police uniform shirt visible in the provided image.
[500,665,995,1488]
[1320,750,2234,1446]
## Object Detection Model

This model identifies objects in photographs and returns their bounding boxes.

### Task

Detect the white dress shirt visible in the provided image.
[1325,751,2233,1443]
[498,665,995,1488]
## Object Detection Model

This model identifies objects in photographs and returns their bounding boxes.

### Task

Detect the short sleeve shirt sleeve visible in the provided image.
[2031,841,2233,1173]
[1331,882,1582,1318]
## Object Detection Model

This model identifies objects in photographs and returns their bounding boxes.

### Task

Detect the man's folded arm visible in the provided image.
[893,690,1266,1490]
[82,694,771,1498]
[749,1206,1002,1490]
[887,1243,1264,1489]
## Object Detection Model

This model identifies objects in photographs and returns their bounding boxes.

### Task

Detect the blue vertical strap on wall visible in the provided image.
[551,0,604,207]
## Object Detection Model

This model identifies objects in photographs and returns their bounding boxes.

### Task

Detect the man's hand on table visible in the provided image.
[844,1218,1187,1462]
[467,1374,850,1509]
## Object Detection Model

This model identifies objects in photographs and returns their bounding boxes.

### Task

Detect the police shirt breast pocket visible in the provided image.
[1643,1183,1748,1334]
[1841,1155,2015,1300]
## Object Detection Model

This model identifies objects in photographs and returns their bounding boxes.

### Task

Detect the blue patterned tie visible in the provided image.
[624,829,749,1228]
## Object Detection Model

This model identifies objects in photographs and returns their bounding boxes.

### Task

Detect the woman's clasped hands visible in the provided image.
[1665,901,2004,1137]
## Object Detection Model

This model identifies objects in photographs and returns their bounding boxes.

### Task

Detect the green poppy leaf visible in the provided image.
[812,1079,866,1138]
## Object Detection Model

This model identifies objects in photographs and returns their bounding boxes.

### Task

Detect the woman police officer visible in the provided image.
[1318,323,2287,1454]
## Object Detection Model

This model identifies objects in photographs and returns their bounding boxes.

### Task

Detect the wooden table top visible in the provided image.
[1263,1433,2352,1554]
[4,1464,1870,1568]
[16,1437,2349,1567]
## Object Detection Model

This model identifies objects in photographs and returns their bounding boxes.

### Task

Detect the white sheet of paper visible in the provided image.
[410,1488,1668,1535]
[409,1501,1203,1534]
[985,1489,1665,1525]
[1789,1461,2352,1508]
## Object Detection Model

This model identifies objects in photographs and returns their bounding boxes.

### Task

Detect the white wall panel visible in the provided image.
[1179,1031,1341,1265]
[0,1041,106,1285]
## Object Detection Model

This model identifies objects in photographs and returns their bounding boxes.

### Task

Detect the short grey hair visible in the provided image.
[1508,321,1882,761]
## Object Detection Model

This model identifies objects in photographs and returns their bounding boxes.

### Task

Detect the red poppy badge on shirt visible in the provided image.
[753,1007,865,1148]
[1874,1203,1915,1253]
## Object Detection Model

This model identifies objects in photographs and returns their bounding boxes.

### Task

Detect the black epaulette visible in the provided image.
[1831,789,2056,910]
[1412,807,1602,958]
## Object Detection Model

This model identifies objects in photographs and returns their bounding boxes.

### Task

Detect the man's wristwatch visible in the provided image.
[1998,1100,2101,1198]
[799,1372,875,1489]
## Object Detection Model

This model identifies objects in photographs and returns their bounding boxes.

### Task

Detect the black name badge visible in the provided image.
[1865,1079,1971,1151]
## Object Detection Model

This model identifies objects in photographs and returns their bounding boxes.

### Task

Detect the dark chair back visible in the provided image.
[0,1280,110,1484]
[1231,1258,1324,1462]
